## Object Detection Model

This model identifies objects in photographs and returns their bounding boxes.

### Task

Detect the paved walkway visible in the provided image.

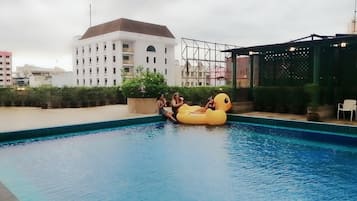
[1,105,357,133]
[241,111,357,126]
[0,182,18,201]
[0,105,148,132]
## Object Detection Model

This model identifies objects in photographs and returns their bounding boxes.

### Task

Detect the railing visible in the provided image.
[122,48,134,53]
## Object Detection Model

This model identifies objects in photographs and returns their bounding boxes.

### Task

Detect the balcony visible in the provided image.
[122,72,134,79]
[122,48,134,54]
[122,59,134,66]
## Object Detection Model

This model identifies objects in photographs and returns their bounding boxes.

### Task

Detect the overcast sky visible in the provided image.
[0,0,355,71]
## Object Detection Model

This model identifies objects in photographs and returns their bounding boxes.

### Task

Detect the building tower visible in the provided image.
[73,18,176,87]
[0,51,12,87]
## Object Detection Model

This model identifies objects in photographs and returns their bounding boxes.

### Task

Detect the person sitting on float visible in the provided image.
[192,96,216,114]
[171,92,184,118]
[157,94,177,122]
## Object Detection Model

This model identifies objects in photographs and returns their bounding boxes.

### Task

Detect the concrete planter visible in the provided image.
[306,105,334,121]
[127,98,157,114]
[230,101,254,114]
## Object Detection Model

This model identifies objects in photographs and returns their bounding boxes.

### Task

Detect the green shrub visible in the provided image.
[121,71,168,98]
[253,86,308,114]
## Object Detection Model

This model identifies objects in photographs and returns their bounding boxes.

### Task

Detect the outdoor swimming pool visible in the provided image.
[0,122,356,201]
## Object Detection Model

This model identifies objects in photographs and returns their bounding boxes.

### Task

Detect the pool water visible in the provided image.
[0,122,356,201]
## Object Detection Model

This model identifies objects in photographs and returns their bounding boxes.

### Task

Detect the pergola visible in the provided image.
[223,34,357,102]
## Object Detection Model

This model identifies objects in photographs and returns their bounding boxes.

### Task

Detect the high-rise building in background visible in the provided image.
[73,18,176,87]
[0,51,12,87]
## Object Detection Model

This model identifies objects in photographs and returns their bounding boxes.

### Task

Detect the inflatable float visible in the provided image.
[176,93,232,125]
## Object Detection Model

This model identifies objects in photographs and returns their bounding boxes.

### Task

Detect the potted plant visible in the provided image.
[121,66,168,114]
[304,83,320,121]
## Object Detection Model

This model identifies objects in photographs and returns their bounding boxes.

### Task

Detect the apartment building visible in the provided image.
[73,18,176,87]
[0,51,12,87]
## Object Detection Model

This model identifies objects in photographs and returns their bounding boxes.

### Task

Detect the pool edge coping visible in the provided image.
[228,114,357,137]
[0,115,165,143]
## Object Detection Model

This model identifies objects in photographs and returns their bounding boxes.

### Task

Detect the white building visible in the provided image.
[73,18,176,87]
[14,65,74,87]
[0,51,12,87]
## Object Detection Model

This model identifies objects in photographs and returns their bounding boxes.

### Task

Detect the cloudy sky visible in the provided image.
[0,0,355,71]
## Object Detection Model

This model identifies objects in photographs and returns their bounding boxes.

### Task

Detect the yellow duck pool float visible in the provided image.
[176,93,232,125]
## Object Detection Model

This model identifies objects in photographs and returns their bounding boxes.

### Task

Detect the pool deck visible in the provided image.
[0,182,18,201]
[0,105,149,133]
[1,105,357,132]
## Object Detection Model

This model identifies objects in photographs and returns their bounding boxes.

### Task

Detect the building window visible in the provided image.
[113,68,116,74]
[153,68,157,73]
[146,56,149,63]
[165,68,167,75]
[123,55,129,60]
[76,59,79,65]
[96,44,99,51]
[113,79,116,86]
[76,69,79,75]
[165,47,167,54]
[104,44,107,50]
[89,58,92,65]
[123,44,129,48]
[89,47,91,53]
[104,67,107,74]
[96,68,99,74]
[96,56,99,63]
[113,56,116,63]
[89,68,92,74]
[5,62,10,65]
[90,79,92,86]
[153,57,156,64]
[113,43,116,50]
[97,78,100,85]
[124,67,130,72]
[77,79,79,85]
[82,47,84,54]
[0,62,2,65]
[146,45,156,52]
[82,58,85,64]
[83,69,85,75]
[105,78,107,86]
[165,58,167,64]
[76,48,78,55]
[104,56,107,62]
[83,79,85,85]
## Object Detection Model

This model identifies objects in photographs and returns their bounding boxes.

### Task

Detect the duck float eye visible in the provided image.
[224,98,229,104]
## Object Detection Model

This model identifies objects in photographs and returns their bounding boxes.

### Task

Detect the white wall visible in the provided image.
[73,30,176,87]
[52,72,75,87]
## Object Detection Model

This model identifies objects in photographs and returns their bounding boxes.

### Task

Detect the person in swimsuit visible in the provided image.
[157,94,177,122]
[192,96,216,114]
[171,92,184,118]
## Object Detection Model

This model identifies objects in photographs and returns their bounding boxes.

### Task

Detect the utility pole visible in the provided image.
[353,0,357,34]
[89,1,92,27]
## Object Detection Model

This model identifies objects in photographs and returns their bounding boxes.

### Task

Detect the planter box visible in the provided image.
[307,105,334,121]
[127,98,157,114]
[230,101,254,114]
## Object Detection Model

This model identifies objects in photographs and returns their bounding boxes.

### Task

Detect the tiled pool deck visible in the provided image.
[2,105,357,133]
[1,105,357,199]
[0,182,18,201]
